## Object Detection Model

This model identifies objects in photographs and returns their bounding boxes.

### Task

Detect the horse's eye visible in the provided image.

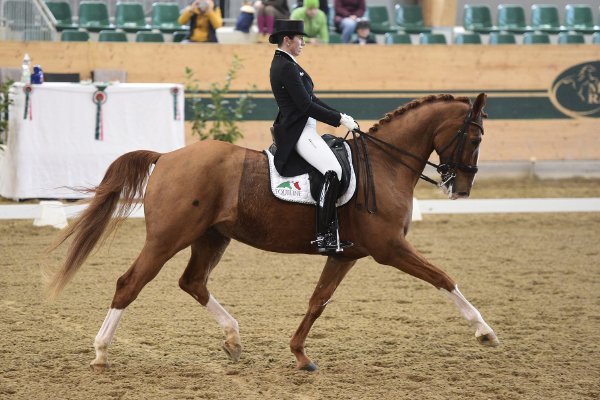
[471,138,481,147]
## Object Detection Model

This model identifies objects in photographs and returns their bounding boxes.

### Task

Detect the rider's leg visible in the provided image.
[295,119,351,252]
[294,118,342,180]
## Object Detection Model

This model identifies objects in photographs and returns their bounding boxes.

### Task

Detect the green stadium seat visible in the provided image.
[367,6,396,34]
[98,30,128,42]
[488,32,516,45]
[116,2,151,32]
[135,31,164,42]
[419,33,447,45]
[45,1,78,31]
[384,32,411,44]
[79,1,115,32]
[497,4,532,33]
[522,32,551,44]
[530,4,563,33]
[328,32,342,43]
[463,5,496,33]
[558,31,585,44]
[394,4,431,34]
[151,2,187,33]
[593,32,600,44]
[60,29,90,41]
[454,33,482,44]
[564,4,595,34]
[173,31,188,42]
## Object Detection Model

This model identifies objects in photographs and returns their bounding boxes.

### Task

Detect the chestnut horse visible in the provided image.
[49,93,498,372]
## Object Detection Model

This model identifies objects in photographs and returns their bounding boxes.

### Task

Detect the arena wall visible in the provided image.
[1,41,599,166]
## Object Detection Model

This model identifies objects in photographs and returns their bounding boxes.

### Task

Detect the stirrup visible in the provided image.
[311,232,353,253]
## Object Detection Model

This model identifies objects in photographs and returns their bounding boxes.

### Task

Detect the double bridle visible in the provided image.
[345,108,484,213]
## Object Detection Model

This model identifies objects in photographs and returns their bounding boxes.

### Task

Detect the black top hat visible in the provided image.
[269,19,306,44]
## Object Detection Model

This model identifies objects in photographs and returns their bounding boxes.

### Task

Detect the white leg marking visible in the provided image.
[440,286,499,345]
[92,308,124,366]
[206,294,239,335]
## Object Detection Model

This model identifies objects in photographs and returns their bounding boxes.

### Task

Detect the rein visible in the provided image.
[344,108,483,213]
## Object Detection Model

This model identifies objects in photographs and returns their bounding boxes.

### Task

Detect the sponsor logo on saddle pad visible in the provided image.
[275,181,302,197]
[551,61,600,118]
[264,148,356,206]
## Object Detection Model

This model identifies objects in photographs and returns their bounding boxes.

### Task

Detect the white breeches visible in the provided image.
[295,118,342,180]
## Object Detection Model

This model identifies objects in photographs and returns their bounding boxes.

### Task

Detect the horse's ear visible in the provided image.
[473,93,487,118]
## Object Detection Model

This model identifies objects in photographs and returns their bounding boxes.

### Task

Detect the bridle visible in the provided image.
[434,109,484,187]
[345,107,484,213]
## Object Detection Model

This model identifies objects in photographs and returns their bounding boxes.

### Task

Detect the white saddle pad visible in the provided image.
[264,144,356,206]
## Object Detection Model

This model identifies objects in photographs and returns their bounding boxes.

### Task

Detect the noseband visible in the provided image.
[346,107,483,212]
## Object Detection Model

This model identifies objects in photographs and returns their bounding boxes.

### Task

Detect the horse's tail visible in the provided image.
[47,150,161,299]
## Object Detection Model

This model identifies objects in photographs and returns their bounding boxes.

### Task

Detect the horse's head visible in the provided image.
[433,93,486,199]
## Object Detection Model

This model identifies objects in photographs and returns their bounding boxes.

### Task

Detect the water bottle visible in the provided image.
[21,53,31,84]
[31,65,44,84]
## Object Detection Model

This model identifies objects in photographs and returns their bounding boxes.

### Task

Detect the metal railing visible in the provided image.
[0,0,58,40]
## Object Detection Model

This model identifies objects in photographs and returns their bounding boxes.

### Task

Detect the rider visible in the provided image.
[268,19,358,253]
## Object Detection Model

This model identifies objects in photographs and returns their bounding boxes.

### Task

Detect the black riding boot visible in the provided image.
[312,170,353,253]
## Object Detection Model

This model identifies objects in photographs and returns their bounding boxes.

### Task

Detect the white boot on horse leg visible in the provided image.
[441,286,499,346]
[90,308,124,371]
[206,294,242,362]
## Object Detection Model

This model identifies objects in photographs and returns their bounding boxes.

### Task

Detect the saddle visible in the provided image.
[268,134,353,201]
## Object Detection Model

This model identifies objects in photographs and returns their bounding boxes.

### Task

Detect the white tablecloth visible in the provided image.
[0,82,185,199]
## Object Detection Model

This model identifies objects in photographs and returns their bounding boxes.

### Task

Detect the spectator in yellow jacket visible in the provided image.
[178,0,223,42]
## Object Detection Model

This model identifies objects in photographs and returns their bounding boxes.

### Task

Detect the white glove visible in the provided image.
[340,113,358,131]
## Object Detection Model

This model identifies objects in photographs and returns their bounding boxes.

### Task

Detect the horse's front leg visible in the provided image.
[374,239,499,347]
[290,256,356,371]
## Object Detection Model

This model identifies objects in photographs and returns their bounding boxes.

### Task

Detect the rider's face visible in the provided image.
[286,35,304,57]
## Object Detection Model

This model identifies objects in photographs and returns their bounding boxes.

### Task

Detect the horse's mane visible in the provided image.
[368,94,471,134]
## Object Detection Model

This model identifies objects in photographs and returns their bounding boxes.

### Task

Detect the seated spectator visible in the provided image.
[334,0,366,43]
[291,0,329,44]
[178,0,223,42]
[235,2,255,33]
[296,0,331,27]
[254,0,290,38]
[352,20,376,44]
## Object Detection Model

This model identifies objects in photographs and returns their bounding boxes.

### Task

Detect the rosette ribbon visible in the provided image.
[92,87,108,140]
[23,84,33,120]
[171,86,181,120]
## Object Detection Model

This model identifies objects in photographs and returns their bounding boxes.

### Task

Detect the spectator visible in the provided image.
[254,0,290,38]
[178,0,223,42]
[235,2,255,33]
[352,20,376,44]
[290,0,329,44]
[296,0,331,28]
[334,0,366,43]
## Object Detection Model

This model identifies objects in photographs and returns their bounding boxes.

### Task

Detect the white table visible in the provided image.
[0,82,185,200]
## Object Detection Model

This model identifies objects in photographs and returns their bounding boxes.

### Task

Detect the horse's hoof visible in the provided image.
[222,342,242,362]
[90,361,109,373]
[298,362,319,372]
[476,332,500,347]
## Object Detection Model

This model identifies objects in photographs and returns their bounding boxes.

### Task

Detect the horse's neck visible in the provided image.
[376,106,440,163]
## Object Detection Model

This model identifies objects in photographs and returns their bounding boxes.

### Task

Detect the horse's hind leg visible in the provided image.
[91,239,174,371]
[376,239,499,347]
[290,256,356,371]
[178,229,241,362]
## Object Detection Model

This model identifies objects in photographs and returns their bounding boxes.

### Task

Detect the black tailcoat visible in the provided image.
[270,49,341,177]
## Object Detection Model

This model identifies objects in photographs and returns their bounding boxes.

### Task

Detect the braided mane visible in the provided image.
[368,94,471,134]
